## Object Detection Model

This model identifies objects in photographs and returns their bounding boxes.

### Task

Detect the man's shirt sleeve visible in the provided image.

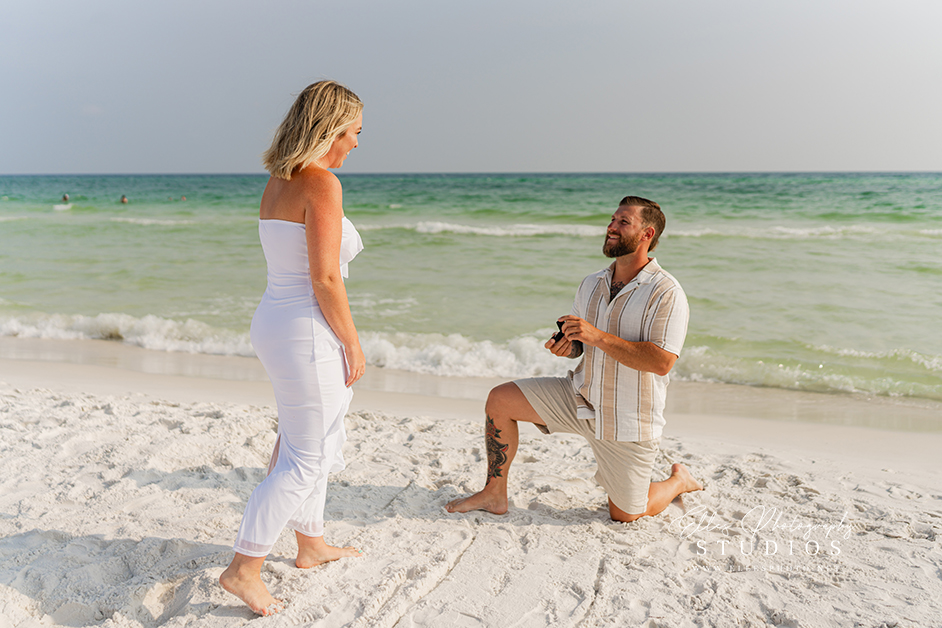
[647,284,689,358]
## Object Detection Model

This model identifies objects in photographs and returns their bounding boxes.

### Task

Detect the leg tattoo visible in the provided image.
[443,413,513,515]
[485,414,509,481]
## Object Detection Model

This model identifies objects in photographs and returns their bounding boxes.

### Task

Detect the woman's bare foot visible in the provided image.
[219,555,284,616]
[295,532,363,569]
[445,487,508,515]
[671,463,704,493]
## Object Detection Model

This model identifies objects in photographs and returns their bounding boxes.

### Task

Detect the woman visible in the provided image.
[220,80,366,616]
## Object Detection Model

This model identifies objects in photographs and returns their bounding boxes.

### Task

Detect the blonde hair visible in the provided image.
[262,80,363,179]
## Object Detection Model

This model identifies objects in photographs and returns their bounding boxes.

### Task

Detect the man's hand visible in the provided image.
[556,315,604,347]
[544,335,574,357]
[545,317,585,358]
[554,315,678,376]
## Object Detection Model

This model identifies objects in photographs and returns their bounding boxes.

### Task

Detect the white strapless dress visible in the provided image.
[233,217,363,557]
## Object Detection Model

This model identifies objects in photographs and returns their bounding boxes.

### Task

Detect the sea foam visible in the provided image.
[110,217,196,226]
[360,222,936,242]
[0,313,255,356]
[670,225,885,240]
[2,312,940,400]
[360,331,571,378]
[0,313,571,378]
[358,222,606,237]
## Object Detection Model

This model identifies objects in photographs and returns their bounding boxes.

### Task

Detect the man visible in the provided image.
[446,196,701,522]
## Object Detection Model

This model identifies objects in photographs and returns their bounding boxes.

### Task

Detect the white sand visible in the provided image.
[1,338,941,627]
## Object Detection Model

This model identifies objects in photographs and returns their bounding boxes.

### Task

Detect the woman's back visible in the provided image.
[258,220,309,290]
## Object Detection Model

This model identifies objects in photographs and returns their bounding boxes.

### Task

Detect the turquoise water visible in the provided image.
[1,173,941,400]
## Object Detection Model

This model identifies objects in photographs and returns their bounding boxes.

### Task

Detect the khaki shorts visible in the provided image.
[514,377,659,515]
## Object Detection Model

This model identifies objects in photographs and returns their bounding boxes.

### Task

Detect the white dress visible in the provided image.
[233,217,363,557]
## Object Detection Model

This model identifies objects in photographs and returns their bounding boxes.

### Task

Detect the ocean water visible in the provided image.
[1,173,941,402]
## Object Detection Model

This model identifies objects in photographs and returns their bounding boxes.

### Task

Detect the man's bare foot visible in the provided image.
[671,463,704,494]
[219,559,284,616]
[295,533,363,569]
[445,489,508,515]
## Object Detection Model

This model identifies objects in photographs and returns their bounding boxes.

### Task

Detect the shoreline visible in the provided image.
[3,335,942,476]
[3,334,941,428]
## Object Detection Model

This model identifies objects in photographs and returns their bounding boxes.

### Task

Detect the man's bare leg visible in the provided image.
[295,531,363,568]
[445,382,545,514]
[608,463,703,523]
[219,553,284,616]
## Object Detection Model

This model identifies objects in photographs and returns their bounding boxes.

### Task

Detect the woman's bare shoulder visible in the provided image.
[294,165,342,195]
[261,168,342,222]
[295,167,343,224]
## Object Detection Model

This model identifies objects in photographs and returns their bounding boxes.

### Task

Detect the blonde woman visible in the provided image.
[220,80,365,616]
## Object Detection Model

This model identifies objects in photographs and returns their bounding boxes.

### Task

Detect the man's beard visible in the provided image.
[603,231,642,258]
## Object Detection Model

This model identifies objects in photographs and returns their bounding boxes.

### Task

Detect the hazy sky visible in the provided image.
[3,0,941,174]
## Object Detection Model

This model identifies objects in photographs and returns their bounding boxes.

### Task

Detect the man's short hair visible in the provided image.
[619,196,665,252]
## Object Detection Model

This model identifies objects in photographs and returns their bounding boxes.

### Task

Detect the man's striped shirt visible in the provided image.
[568,258,689,442]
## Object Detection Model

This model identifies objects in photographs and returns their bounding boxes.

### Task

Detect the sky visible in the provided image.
[2,0,941,174]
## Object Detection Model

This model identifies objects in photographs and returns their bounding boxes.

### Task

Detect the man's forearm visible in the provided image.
[592,333,676,376]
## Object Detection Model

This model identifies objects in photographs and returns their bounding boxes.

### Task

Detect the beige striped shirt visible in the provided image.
[568,258,689,442]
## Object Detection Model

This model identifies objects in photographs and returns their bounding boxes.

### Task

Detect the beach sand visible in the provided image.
[2,337,941,627]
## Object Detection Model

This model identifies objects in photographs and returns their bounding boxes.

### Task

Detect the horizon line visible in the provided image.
[3,169,942,177]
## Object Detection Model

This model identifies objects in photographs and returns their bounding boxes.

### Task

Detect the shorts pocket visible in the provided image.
[635,439,660,453]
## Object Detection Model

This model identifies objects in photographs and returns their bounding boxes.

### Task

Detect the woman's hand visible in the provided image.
[344,342,366,387]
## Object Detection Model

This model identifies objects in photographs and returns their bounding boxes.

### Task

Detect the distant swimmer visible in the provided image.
[121,195,128,204]
[55,193,72,211]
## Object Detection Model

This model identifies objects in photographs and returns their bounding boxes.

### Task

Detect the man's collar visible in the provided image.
[604,258,660,286]
[637,258,661,284]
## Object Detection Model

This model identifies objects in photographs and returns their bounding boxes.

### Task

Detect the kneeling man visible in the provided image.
[446,196,702,522]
